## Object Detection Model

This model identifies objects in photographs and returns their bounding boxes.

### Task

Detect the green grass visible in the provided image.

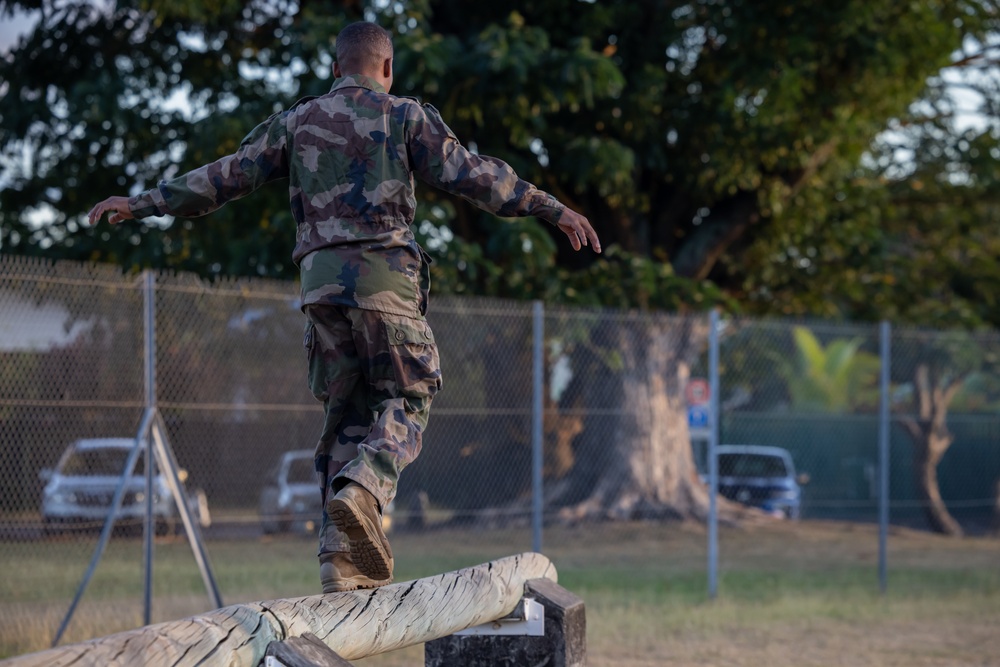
[2,520,999,666]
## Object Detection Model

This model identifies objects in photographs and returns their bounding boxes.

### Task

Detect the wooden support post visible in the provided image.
[1,553,557,667]
[424,578,586,667]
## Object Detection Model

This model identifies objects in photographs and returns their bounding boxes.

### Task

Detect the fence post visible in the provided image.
[878,320,891,594]
[142,270,156,625]
[532,300,544,554]
[707,309,720,600]
[51,274,157,647]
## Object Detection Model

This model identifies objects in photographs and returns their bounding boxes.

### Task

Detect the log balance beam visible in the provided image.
[2,552,559,667]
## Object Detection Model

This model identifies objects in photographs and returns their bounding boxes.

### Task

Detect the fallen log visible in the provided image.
[2,552,557,667]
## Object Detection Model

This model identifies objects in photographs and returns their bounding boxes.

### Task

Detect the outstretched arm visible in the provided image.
[406,102,601,254]
[87,109,290,225]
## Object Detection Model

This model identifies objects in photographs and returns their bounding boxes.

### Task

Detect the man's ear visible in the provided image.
[333,62,342,78]
[382,57,393,78]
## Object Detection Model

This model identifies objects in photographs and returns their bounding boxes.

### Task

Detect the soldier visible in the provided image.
[88,20,602,593]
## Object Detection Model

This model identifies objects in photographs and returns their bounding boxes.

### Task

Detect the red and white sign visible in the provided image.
[685,378,710,406]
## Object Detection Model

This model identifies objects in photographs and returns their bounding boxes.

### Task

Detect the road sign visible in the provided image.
[686,378,710,406]
[688,405,710,429]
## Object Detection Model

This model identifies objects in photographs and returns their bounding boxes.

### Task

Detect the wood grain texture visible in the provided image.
[2,552,557,667]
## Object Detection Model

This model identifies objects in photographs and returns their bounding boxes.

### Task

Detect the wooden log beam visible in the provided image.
[2,552,557,667]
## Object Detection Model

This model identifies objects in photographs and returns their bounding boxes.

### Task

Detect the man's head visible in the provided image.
[334,21,394,91]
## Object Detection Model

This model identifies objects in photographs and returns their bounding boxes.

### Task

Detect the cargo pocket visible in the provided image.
[385,316,442,401]
[303,319,327,402]
[418,247,433,316]
[303,321,316,357]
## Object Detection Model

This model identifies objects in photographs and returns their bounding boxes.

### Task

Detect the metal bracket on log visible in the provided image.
[425,578,586,667]
[453,597,545,637]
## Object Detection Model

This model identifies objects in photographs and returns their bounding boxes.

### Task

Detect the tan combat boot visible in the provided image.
[319,552,392,593]
[326,482,394,581]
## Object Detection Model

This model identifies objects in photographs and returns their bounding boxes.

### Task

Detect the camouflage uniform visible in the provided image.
[128,74,568,555]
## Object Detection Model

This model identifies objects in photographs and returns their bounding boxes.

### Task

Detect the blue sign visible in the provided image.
[688,405,710,429]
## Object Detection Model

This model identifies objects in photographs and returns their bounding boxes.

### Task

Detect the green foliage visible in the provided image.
[738,18,1000,329]
[2,0,998,322]
[553,246,734,313]
[416,219,735,314]
[950,370,1000,412]
[891,328,1000,393]
[0,0,355,278]
[773,326,881,412]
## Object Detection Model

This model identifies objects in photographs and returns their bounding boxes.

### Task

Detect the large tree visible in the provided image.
[386,1,996,522]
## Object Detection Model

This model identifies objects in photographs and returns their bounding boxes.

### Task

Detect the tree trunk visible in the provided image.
[544,394,583,480]
[671,191,759,280]
[992,477,1000,537]
[900,364,964,537]
[911,432,963,536]
[550,312,748,523]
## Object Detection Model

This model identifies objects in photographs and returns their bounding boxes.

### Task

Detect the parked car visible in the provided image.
[40,438,211,535]
[712,445,807,519]
[258,449,396,536]
[259,450,322,535]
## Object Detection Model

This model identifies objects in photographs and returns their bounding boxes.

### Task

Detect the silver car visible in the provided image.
[40,438,210,535]
[258,450,322,535]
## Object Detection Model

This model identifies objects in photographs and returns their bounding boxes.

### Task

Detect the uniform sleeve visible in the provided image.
[404,102,565,225]
[128,112,291,219]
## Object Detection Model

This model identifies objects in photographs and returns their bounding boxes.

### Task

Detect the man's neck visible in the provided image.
[334,73,387,94]
[340,69,389,91]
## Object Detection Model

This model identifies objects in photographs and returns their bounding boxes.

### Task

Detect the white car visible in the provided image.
[258,450,322,535]
[40,438,210,535]
[257,449,395,536]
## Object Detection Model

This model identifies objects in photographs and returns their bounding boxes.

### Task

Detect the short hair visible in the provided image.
[335,22,393,74]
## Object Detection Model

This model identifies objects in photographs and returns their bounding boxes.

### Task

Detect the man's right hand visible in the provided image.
[87,196,134,226]
[556,209,602,254]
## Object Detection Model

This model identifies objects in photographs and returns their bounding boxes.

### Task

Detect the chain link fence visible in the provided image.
[2,256,999,651]
[716,318,884,523]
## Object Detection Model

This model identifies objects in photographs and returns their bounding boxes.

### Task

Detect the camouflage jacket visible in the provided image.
[129,74,567,318]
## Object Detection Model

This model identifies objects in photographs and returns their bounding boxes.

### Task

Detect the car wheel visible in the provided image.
[155,517,178,536]
[43,518,64,538]
[189,488,211,528]
[115,520,143,538]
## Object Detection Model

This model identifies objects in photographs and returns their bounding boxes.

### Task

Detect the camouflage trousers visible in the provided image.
[303,304,441,555]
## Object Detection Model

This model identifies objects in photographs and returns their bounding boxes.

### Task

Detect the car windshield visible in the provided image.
[719,453,788,477]
[60,446,142,476]
[287,457,315,484]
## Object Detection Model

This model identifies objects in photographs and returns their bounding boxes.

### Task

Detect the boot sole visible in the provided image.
[327,497,393,581]
[323,575,392,594]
